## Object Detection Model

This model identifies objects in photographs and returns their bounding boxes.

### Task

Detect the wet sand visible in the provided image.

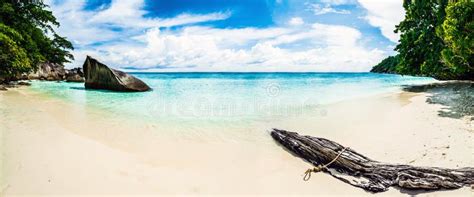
[1,86,473,196]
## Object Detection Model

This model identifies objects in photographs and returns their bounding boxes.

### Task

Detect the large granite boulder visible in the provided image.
[65,67,84,82]
[83,56,151,92]
[28,62,66,80]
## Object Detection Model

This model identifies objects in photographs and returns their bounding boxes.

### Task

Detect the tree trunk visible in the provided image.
[270,129,474,193]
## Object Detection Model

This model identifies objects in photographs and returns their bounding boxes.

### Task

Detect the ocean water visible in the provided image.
[29,73,435,125]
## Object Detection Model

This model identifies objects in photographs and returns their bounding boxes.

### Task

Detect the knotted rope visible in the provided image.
[303,147,348,181]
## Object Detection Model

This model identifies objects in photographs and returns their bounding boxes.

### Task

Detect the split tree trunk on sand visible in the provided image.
[270,129,474,193]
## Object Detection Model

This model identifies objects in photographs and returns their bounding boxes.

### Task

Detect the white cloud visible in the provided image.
[288,17,304,26]
[71,23,385,72]
[309,3,351,15]
[357,0,404,43]
[320,0,357,5]
[46,0,229,45]
[46,0,386,72]
[89,0,230,29]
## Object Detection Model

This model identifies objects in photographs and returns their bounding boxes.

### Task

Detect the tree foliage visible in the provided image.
[0,25,30,77]
[370,55,400,74]
[373,0,473,80]
[0,0,73,79]
[438,0,474,79]
[395,0,448,78]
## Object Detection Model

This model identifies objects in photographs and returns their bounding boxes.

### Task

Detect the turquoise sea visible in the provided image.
[29,73,435,125]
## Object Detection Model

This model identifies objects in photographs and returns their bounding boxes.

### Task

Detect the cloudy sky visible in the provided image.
[45,0,404,72]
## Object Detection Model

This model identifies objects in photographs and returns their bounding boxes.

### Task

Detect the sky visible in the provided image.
[45,0,405,72]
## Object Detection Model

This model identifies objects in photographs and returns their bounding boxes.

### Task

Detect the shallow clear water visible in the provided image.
[29,72,435,124]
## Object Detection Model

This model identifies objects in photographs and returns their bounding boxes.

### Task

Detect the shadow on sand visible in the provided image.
[403,81,474,119]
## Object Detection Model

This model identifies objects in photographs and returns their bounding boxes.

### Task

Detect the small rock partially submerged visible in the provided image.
[0,81,31,90]
[83,56,151,92]
[18,81,31,86]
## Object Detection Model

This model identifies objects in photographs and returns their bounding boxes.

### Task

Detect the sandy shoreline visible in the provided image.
[1,86,473,196]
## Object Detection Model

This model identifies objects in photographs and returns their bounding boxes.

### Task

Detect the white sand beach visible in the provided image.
[1,86,473,196]
[2,0,473,195]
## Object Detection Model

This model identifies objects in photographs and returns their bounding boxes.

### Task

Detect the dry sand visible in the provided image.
[0,86,473,196]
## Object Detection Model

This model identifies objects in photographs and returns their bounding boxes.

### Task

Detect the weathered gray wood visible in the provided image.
[271,129,474,193]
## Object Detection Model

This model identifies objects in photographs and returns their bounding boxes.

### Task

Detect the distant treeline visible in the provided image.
[371,0,473,80]
[0,0,73,80]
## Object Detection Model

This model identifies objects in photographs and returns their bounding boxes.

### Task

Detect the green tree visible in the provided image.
[395,0,449,79]
[373,0,474,80]
[370,55,400,74]
[438,0,474,80]
[0,24,31,78]
[0,0,73,79]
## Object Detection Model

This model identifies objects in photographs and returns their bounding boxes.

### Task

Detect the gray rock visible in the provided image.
[3,81,17,88]
[28,62,66,80]
[83,56,151,92]
[18,81,31,86]
[0,81,31,89]
[65,67,85,82]
[66,74,84,82]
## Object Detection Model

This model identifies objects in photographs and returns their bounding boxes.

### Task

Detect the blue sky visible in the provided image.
[46,0,404,72]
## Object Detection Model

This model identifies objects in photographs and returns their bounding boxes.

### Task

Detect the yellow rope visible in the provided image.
[303,147,348,181]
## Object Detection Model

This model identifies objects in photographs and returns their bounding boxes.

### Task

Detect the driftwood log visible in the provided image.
[271,129,474,193]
